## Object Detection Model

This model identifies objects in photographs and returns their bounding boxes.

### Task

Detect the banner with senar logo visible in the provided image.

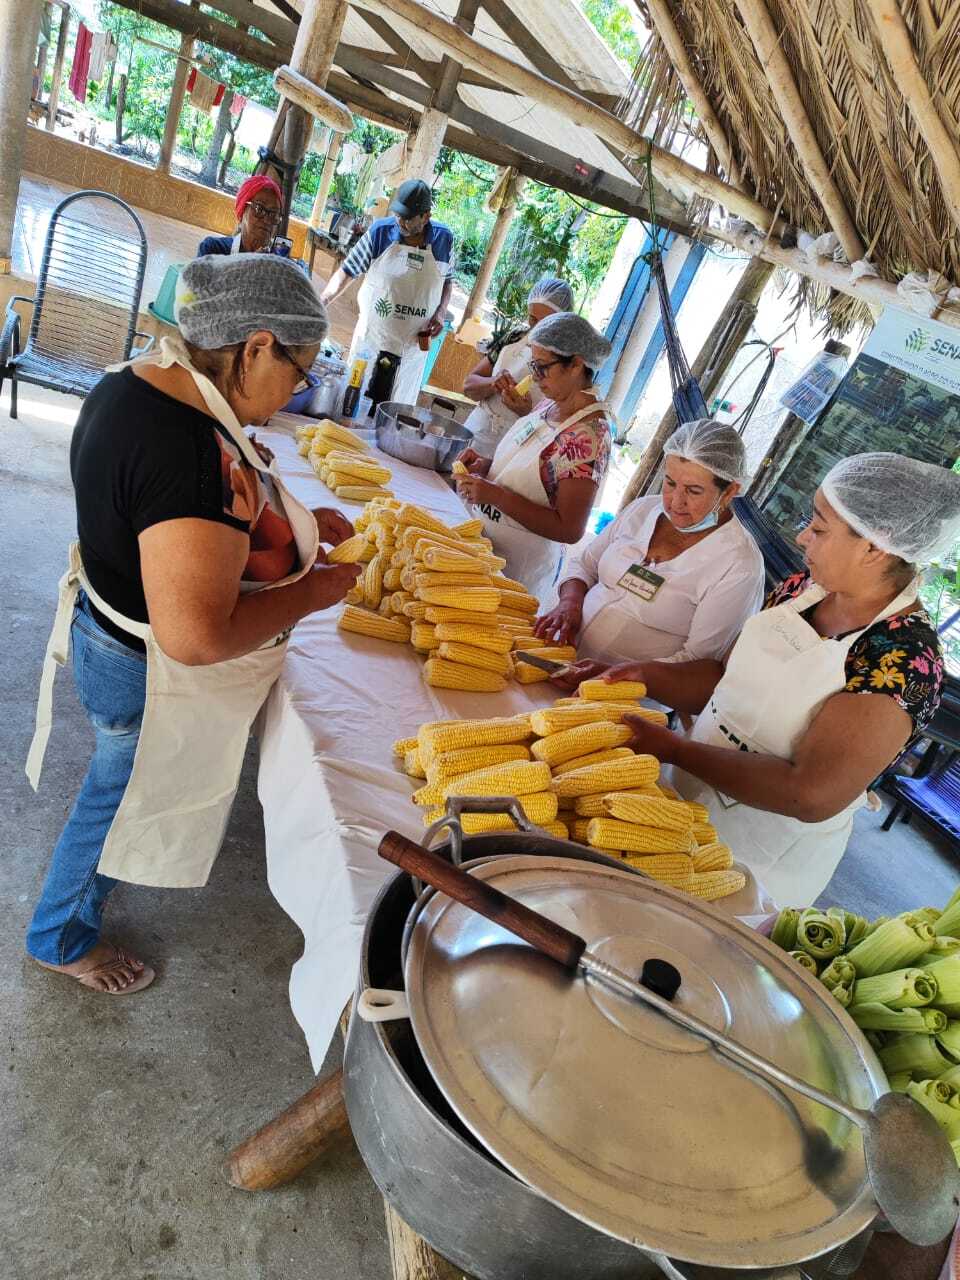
[867,307,960,396]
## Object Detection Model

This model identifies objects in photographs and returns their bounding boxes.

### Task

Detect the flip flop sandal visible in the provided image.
[36,945,156,995]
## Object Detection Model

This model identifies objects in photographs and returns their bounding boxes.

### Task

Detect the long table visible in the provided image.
[257,417,557,1071]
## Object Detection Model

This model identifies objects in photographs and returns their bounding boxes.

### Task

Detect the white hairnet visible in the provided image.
[822,452,960,564]
[528,277,574,314]
[662,418,748,484]
[527,311,612,372]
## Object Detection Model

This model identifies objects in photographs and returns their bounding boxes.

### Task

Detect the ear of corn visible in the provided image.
[442,759,552,799]
[573,786,662,817]
[621,853,695,887]
[421,545,488,574]
[569,818,592,842]
[411,623,439,652]
[497,589,539,615]
[552,747,634,776]
[338,605,410,643]
[689,868,747,900]
[451,459,469,476]
[692,821,718,845]
[426,743,531,784]
[514,646,577,684]
[493,574,533,594]
[601,792,696,833]
[587,818,695,854]
[327,533,371,564]
[539,820,570,840]
[396,503,451,534]
[423,658,507,692]
[383,566,403,591]
[453,517,483,537]
[390,591,414,613]
[553,754,660,798]
[437,641,512,676]
[403,748,426,779]
[532,721,633,767]
[362,554,383,609]
[414,571,493,591]
[693,842,734,872]
[336,484,394,502]
[378,597,393,616]
[419,715,532,760]
[531,703,666,735]
[325,456,392,485]
[512,634,545,649]
[423,606,512,627]
[315,420,371,451]
[435,624,514,654]
[419,586,501,613]
[344,584,363,605]
[402,600,432,621]
[456,791,559,832]
[392,735,419,757]
[412,779,446,807]
[578,678,647,702]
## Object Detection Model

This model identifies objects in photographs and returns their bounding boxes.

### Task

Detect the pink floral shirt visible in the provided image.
[537,406,612,505]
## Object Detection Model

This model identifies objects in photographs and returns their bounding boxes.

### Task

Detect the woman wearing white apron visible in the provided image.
[580,452,960,906]
[462,277,574,457]
[535,420,764,671]
[24,256,361,994]
[455,312,614,599]
[321,179,455,406]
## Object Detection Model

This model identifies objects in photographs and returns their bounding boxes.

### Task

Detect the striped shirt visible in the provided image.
[342,217,455,279]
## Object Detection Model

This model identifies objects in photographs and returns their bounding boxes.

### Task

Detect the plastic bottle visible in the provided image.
[342,347,372,418]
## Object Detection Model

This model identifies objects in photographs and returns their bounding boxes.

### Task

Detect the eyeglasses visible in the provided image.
[276,342,312,393]
[246,200,281,224]
[528,357,568,378]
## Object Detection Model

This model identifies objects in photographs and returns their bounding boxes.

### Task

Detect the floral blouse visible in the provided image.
[538,407,612,505]
[766,573,943,735]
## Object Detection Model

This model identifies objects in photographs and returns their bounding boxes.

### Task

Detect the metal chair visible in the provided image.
[881,749,960,850]
[0,190,154,418]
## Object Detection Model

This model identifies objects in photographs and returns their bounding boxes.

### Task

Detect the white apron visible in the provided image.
[672,578,921,906]
[26,335,320,889]
[349,233,446,406]
[475,398,612,599]
[463,334,543,457]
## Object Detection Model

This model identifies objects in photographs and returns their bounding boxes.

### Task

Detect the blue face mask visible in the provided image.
[661,498,720,534]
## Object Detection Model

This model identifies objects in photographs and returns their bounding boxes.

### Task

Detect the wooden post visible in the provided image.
[310,128,342,230]
[747,409,809,506]
[156,30,195,174]
[384,1203,473,1280]
[400,0,477,184]
[618,257,775,508]
[45,2,69,131]
[457,168,525,326]
[0,0,43,273]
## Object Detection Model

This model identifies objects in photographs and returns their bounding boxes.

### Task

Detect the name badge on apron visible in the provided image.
[618,563,665,602]
[513,419,542,448]
[407,251,424,271]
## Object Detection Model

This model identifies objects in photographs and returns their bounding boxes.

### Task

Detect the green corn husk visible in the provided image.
[887,1070,913,1093]
[820,956,857,990]
[845,916,935,977]
[940,1023,960,1064]
[796,908,846,960]
[938,1064,960,1091]
[906,1081,960,1139]
[919,938,960,967]
[852,968,938,1009]
[850,1003,948,1033]
[906,908,942,927]
[843,912,870,948]
[770,908,800,951]
[879,1033,955,1078]
[927,955,960,1014]
[831,981,853,1007]
[789,949,819,975]
[934,898,960,938]
[865,915,890,936]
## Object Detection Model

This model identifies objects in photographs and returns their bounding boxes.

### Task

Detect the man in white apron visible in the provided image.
[594,452,960,906]
[25,255,361,994]
[321,179,455,407]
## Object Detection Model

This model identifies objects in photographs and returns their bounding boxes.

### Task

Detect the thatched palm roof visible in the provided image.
[625,0,960,330]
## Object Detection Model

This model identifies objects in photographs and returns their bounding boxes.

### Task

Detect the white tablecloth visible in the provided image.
[256,418,557,1070]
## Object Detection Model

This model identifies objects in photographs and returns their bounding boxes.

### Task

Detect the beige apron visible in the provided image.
[26,335,320,888]
[672,577,920,906]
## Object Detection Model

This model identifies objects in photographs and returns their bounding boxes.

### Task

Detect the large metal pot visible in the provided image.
[343,825,876,1280]
[375,397,473,472]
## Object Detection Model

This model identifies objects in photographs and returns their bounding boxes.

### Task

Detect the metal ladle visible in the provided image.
[379,831,960,1249]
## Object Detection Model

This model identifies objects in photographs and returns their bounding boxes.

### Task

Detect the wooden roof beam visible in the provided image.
[203,0,294,44]
[732,0,865,262]
[351,8,438,87]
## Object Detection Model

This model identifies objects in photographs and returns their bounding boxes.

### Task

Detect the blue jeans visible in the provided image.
[26,593,147,965]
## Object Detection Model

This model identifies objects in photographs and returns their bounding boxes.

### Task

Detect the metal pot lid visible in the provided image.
[403,855,886,1271]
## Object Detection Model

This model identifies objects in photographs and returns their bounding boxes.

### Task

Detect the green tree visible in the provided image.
[579,0,643,66]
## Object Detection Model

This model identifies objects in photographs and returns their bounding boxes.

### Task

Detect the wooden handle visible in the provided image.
[378,831,587,970]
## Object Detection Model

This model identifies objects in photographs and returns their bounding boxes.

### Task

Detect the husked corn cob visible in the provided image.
[451,459,469,475]
[531,703,665,735]
[338,605,410,643]
[601,792,696,833]
[514,646,577,684]
[403,748,426,779]
[497,589,539,615]
[437,641,512,676]
[419,586,501,613]
[478,554,507,572]
[442,759,551,800]
[327,533,372,564]
[426,743,531,784]
[456,792,559,832]
[410,622,439,652]
[693,842,734,872]
[512,634,545,649]
[405,529,483,558]
[587,818,694,854]
[363,554,383,609]
[573,786,661,817]
[621,853,694,887]
[578,678,647,702]
[344,584,363,605]
[453,517,483,537]
[692,821,718,845]
[397,503,453,534]
[423,658,507,693]
[570,818,592,842]
[419,714,531,760]
[383,566,403,591]
[435,624,514,654]
[424,606,508,627]
[492,574,530,594]
[421,545,485,573]
[390,591,414,613]
[532,721,633,767]
[392,735,419,757]
[689,868,747,900]
[539,821,570,840]
[402,600,431,621]
[378,597,393,616]
[315,420,370,451]
[552,747,634,776]
[325,456,392,485]
[413,571,493,592]
[336,485,394,502]
[553,754,660,798]
[412,779,445,807]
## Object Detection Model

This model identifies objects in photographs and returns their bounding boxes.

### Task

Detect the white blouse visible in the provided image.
[565,495,766,665]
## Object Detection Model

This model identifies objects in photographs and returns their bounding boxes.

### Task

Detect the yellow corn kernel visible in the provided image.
[453,517,483,537]
[338,605,410,644]
[602,792,696,834]
[327,533,371,564]
[552,747,634,776]
[418,585,501,614]
[423,658,507,693]
[578,678,648,702]
[621,853,695,887]
[553,754,660,798]
[451,459,469,476]
[403,748,426,779]
[532,721,633,767]
[383,566,403,591]
[419,715,531,760]
[437,641,512,676]
[434,624,513,654]
[411,622,439,653]
[512,634,545,649]
[693,842,734,873]
[336,485,394,502]
[392,735,419,757]
[442,760,552,800]
[573,786,660,817]
[692,821,718,846]
[427,743,531,784]
[587,819,694,854]
[396,504,451,536]
[689,868,746,900]
[362,553,383,609]
[539,820,570,840]
[497,589,539,615]
[457,792,559,832]
[411,779,445,807]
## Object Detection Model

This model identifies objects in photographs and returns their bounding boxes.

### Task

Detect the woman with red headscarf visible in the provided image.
[198,176,284,257]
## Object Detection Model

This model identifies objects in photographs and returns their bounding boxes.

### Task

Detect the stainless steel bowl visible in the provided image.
[375,398,473,473]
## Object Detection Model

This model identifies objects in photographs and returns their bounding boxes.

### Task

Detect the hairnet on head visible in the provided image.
[176,255,329,350]
[822,452,960,564]
[663,418,748,484]
[527,312,612,372]
[527,277,575,314]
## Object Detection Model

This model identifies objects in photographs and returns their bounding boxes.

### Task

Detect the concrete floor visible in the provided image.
[1,383,957,1278]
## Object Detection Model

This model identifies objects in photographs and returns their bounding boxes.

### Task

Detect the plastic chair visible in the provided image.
[0,190,154,418]
[732,495,805,590]
[881,750,960,849]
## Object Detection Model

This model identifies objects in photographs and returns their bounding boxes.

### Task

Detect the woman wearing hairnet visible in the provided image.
[602,451,959,906]
[462,277,575,457]
[455,311,614,596]
[535,419,764,666]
